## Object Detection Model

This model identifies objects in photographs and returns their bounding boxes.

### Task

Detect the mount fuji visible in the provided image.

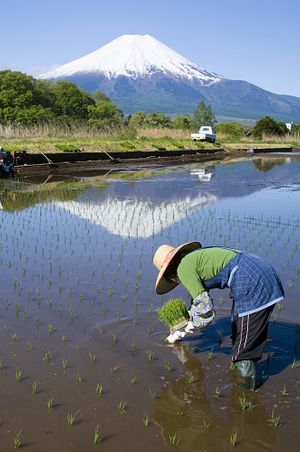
[41,34,300,121]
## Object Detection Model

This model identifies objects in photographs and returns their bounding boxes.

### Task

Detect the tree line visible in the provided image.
[0,70,299,138]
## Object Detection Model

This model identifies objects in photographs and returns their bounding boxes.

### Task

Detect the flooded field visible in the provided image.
[0,155,300,451]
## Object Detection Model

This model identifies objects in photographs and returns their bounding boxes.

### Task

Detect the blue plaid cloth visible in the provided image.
[203,252,284,316]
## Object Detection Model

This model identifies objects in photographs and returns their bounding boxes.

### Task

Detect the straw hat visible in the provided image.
[153,242,201,294]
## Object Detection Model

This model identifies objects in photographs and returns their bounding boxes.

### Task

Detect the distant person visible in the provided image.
[0,147,14,177]
[0,146,6,157]
[153,242,284,389]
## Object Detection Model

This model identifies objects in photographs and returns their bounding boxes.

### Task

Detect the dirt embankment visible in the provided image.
[12,146,295,177]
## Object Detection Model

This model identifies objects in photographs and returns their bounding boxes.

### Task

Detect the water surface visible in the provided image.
[0,155,299,450]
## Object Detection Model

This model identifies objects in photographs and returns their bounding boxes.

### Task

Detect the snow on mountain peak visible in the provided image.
[40,34,222,84]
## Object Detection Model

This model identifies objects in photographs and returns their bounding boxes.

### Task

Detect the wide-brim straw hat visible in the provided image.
[153,242,201,294]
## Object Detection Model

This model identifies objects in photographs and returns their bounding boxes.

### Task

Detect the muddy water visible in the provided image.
[0,155,300,451]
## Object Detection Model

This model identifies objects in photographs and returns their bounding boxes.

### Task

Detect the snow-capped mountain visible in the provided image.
[41,34,300,121]
[41,34,222,85]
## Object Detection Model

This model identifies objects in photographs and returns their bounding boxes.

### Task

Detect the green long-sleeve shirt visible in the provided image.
[177,247,237,298]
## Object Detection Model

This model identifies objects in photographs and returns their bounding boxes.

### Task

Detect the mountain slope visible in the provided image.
[40,34,300,120]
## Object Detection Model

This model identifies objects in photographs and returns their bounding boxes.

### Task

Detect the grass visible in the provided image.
[2,123,298,154]
[158,298,189,328]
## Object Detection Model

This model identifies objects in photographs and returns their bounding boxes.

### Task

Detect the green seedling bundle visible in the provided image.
[158,298,189,331]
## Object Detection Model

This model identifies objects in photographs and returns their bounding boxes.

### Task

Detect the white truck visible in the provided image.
[191,126,216,143]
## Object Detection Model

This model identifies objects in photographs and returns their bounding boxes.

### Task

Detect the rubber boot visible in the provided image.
[234,360,256,390]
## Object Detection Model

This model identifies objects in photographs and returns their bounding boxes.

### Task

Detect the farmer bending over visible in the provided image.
[153,242,284,389]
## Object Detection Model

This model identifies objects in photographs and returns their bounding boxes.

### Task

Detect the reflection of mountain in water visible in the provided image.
[55,193,217,238]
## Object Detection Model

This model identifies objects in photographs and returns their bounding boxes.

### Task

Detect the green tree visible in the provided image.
[192,101,216,129]
[49,81,95,120]
[252,116,288,139]
[147,112,173,128]
[0,70,54,123]
[173,115,193,130]
[216,122,245,140]
[128,111,148,128]
[0,105,54,125]
[88,100,123,129]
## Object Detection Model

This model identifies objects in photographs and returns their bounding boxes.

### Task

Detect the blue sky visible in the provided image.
[1,0,299,97]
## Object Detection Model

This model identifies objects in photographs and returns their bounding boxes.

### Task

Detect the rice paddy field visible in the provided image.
[0,154,300,451]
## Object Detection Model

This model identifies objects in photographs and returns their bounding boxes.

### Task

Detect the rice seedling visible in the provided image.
[291,358,299,368]
[207,349,214,360]
[48,324,54,335]
[117,401,127,414]
[229,432,238,447]
[216,328,224,344]
[47,397,54,411]
[280,385,289,396]
[146,325,154,336]
[146,350,155,362]
[229,362,235,371]
[61,334,68,343]
[112,333,118,344]
[149,388,156,399]
[11,332,19,343]
[15,369,23,383]
[239,394,255,411]
[277,302,283,313]
[0,358,3,370]
[96,384,103,398]
[32,381,38,395]
[24,307,29,321]
[62,359,69,369]
[131,375,137,384]
[14,431,22,449]
[169,433,180,447]
[268,409,281,427]
[93,424,102,445]
[202,419,209,430]
[130,339,136,353]
[89,352,96,362]
[214,386,221,398]
[186,371,196,384]
[43,351,53,362]
[143,414,150,427]
[158,298,189,330]
[67,411,79,427]
[75,373,82,384]
[165,361,174,372]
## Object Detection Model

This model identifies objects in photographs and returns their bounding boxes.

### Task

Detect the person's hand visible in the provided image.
[188,292,215,329]
[166,329,187,343]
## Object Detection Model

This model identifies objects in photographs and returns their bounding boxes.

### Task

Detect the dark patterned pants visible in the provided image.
[231,305,274,362]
